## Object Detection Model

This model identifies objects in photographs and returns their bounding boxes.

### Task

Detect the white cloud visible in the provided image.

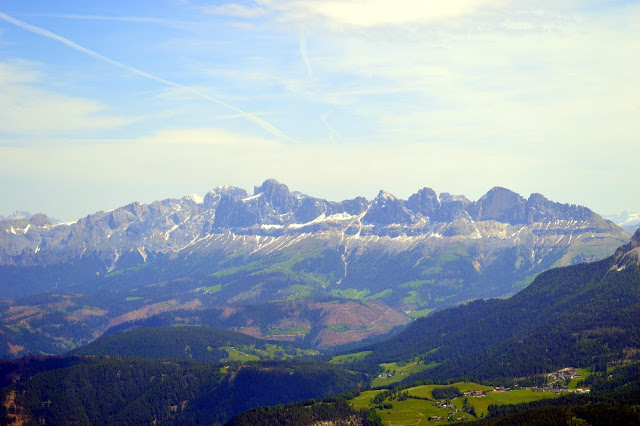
[202,3,269,18]
[0,62,133,135]
[280,0,507,28]
[204,0,506,28]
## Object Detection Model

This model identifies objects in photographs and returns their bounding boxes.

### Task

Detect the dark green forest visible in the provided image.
[225,397,382,426]
[0,356,364,425]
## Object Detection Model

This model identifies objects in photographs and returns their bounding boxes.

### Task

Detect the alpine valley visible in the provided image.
[0,180,629,357]
[1,226,639,425]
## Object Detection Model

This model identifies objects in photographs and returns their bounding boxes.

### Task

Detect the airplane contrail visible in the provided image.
[0,12,293,142]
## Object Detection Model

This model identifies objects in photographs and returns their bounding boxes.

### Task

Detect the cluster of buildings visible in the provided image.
[530,367,589,394]
[434,401,456,409]
[548,367,580,382]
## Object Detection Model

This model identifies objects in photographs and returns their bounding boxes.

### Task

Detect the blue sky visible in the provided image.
[0,0,638,220]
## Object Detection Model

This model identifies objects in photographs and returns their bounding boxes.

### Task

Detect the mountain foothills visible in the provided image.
[0,180,629,357]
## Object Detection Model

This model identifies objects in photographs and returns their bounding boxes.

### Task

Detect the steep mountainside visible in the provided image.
[0,180,628,357]
[353,229,640,382]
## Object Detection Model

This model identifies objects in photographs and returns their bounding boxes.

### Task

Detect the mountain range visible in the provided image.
[0,180,629,357]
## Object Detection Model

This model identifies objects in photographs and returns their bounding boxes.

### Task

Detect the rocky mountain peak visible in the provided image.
[376,190,396,200]
[204,185,247,208]
[474,186,527,224]
[0,179,624,273]
[29,214,52,227]
[183,194,204,204]
[0,211,32,221]
[436,193,471,222]
[525,193,595,223]
[363,190,413,225]
[406,187,439,217]
[253,179,297,214]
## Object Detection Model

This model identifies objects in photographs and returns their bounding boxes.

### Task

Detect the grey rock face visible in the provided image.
[526,193,593,223]
[406,187,439,217]
[435,193,472,222]
[363,191,413,225]
[473,187,527,224]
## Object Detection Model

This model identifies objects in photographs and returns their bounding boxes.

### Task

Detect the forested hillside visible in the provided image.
[347,231,640,382]
[0,356,364,425]
[70,325,310,362]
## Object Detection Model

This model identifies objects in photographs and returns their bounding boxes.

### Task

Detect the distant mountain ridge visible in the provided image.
[0,179,622,268]
[605,210,640,234]
[0,180,629,357]
[0,211,32,222]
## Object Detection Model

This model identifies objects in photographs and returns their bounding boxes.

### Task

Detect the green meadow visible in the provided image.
[371,361,437,387]
[329,351,373,365]
[350,382,561,424]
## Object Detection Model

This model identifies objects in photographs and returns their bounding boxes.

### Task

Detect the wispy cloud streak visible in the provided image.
[0,12,293,142]
[18,13,184,26]
[321,112,341,143]
[299,32,313,79]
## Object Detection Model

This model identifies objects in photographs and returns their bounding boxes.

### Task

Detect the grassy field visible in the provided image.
[285,284,312,300]
[568,368,592,389]
[350,390,385,410]
[266,326,311,336]
[221,346,260,362]
[408,308,435,319]
[329,351,373,365]
[350,382,561,425]
[365,289,393,300]
[331,288,371,300]
[193,284,221,294]
[220,343,297,361]
[295,348,320,357]
[406,383,493,399]
[371,362,437,387]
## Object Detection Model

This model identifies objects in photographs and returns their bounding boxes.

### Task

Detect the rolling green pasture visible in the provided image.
[568,368,592,389]
[408,308,435,318]
[329,351,373,365]
[350,382,561,425]
[371,362,437,387]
